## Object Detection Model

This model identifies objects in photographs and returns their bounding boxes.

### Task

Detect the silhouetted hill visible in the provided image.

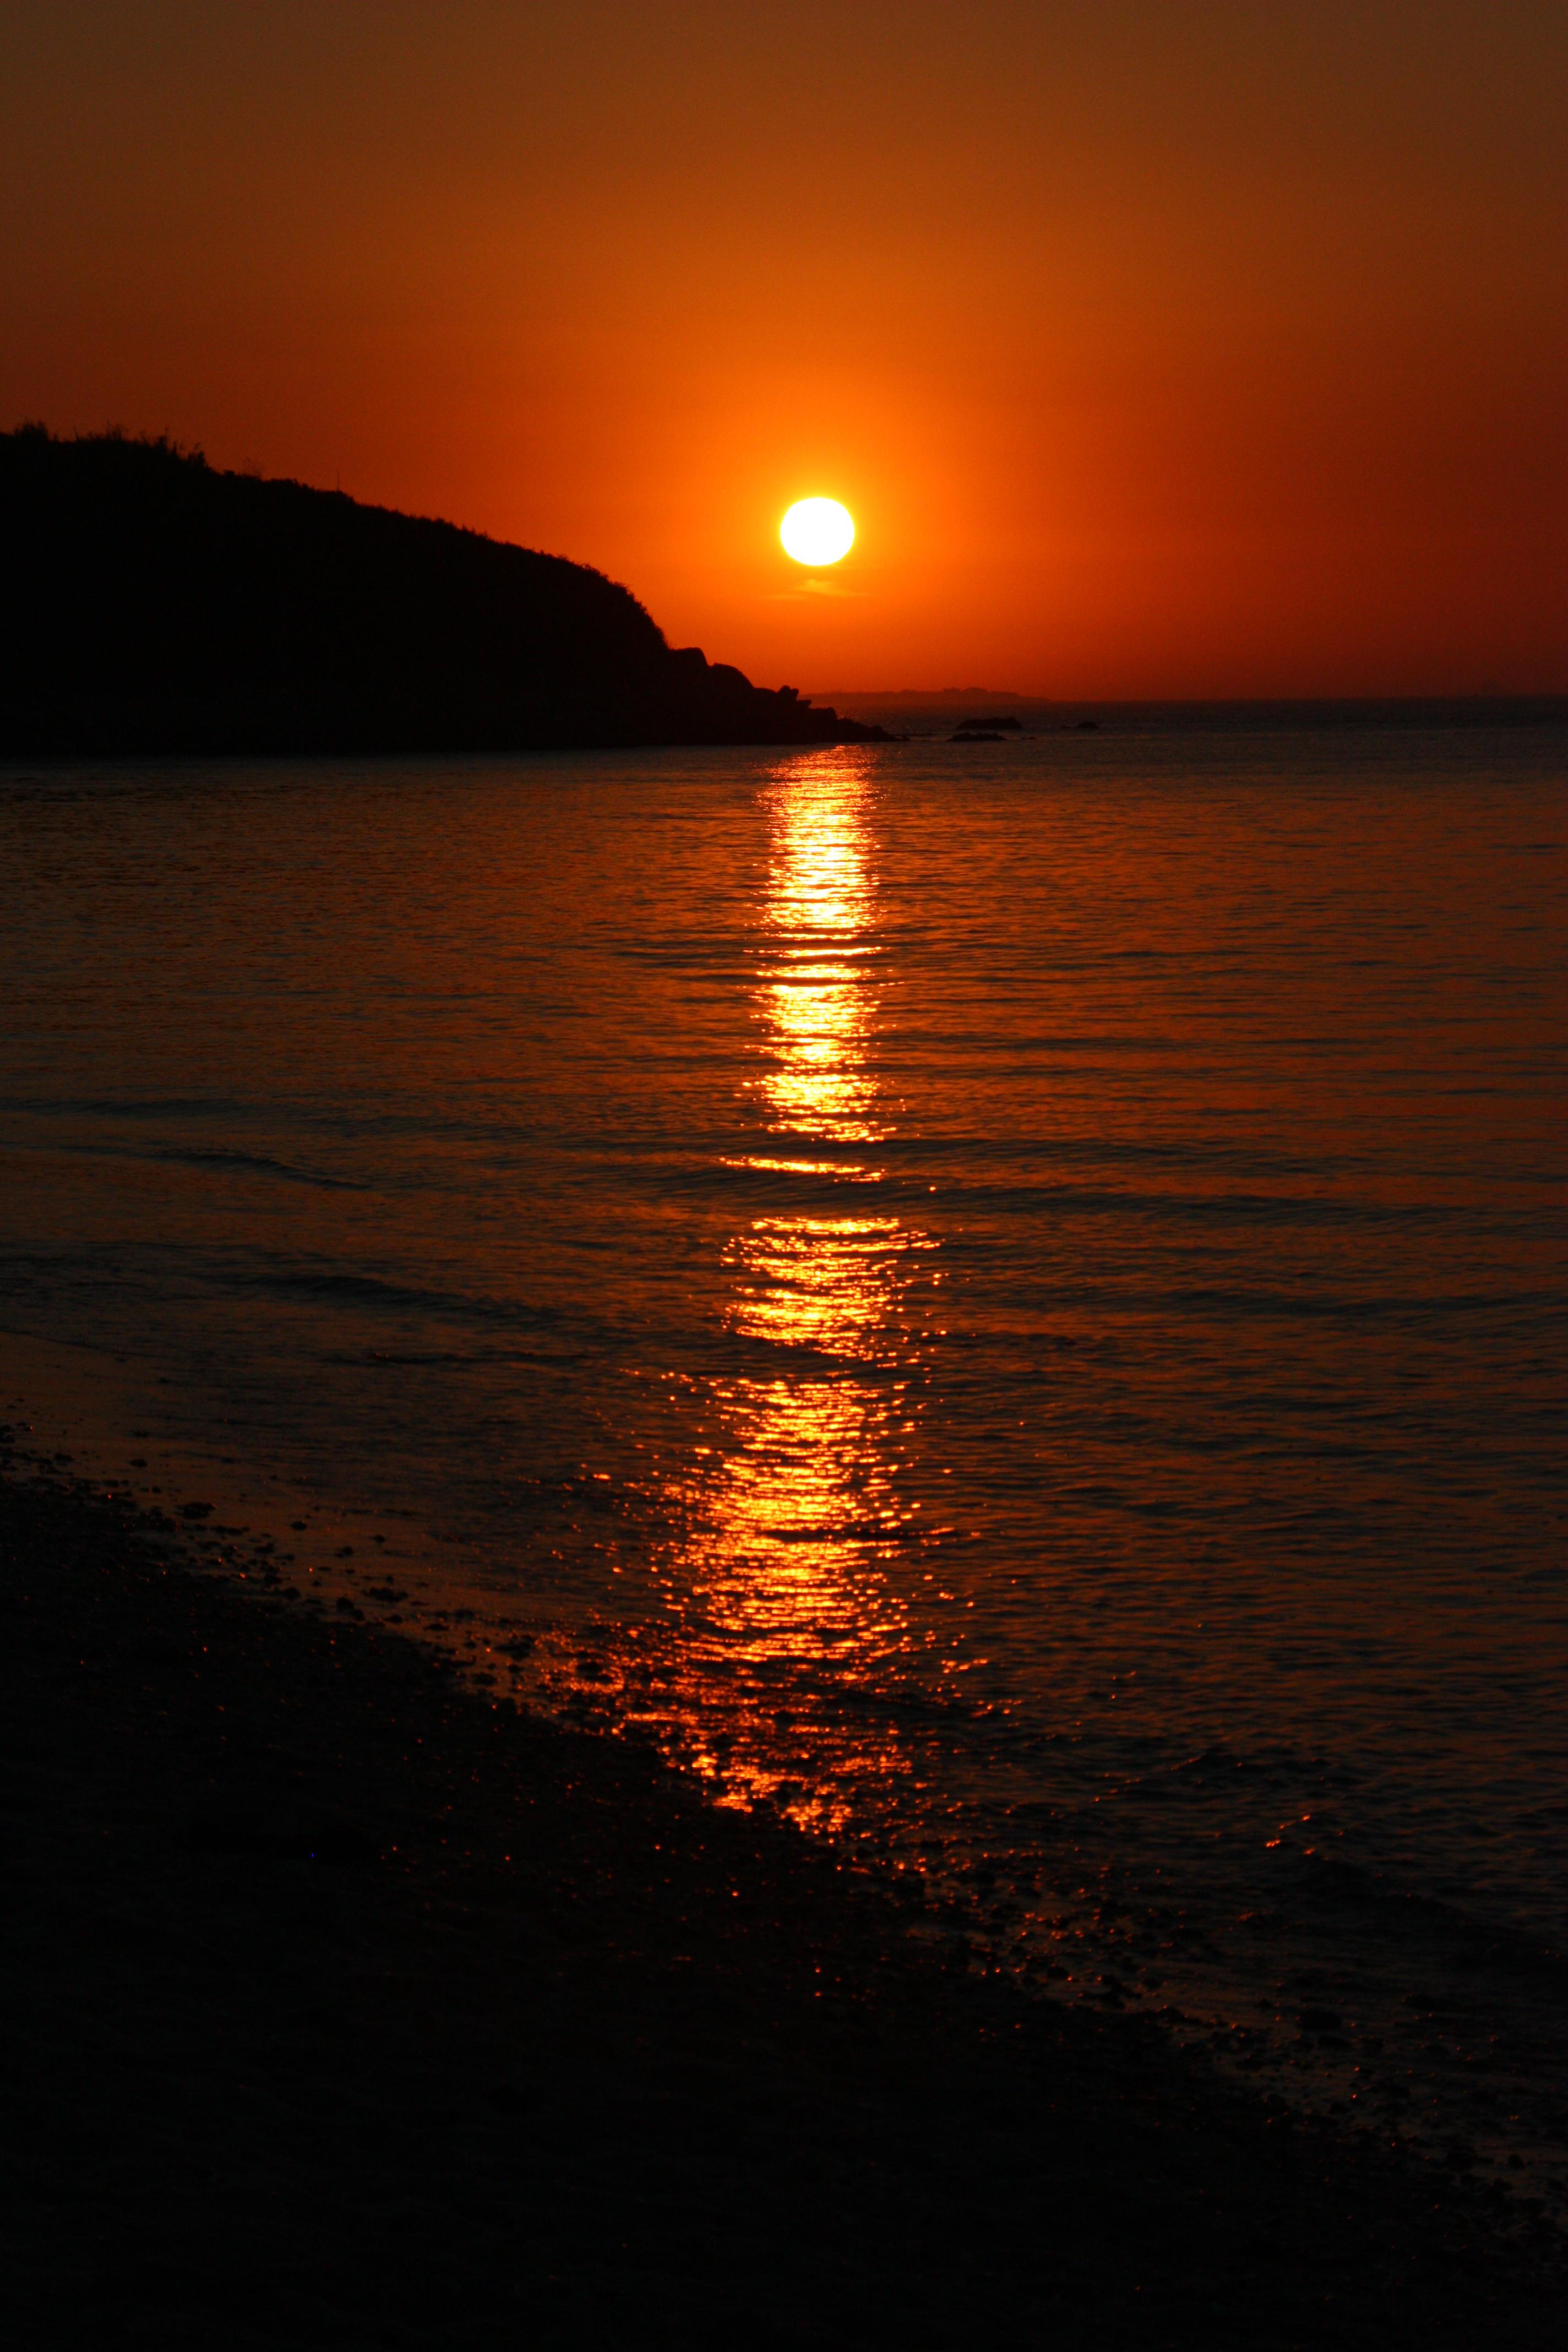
[0,428,889,755]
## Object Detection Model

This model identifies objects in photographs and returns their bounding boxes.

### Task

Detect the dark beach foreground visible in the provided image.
[2,1462,1560,2350]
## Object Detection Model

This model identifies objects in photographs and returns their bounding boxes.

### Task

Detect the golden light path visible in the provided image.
[660,752,938,1830]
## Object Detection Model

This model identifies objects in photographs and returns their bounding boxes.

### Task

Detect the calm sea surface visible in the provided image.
[3,726,1565,2193]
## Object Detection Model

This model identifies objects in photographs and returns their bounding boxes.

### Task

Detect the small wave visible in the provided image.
[228,1262,568,1333]
[162,1146,366,1189]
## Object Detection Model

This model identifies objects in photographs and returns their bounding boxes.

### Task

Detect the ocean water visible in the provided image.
[3,725,1565,2197]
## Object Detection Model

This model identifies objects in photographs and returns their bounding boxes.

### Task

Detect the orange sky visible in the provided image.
[4,2,1564,696]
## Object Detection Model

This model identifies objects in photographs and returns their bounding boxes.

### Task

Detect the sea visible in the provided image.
[3,713,1565,2208]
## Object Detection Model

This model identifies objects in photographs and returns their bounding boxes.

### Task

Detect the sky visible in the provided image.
[3,1,1564,696]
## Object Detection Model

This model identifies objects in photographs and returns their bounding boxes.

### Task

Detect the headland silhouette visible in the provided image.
[0,427,890,756]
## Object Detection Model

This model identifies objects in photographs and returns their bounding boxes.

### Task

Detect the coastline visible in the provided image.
[0,428,894,759]
[2,1441,1559,2347]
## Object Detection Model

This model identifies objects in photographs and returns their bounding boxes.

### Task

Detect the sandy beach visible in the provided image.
[2,1438,1560,2350]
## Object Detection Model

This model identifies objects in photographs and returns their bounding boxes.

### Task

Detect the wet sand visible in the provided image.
[2,1452,1560,2349]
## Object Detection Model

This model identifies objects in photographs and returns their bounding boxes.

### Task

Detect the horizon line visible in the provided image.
[809,687,1568,707]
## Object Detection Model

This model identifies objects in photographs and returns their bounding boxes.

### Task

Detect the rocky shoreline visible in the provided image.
[1,1450,1560,2348]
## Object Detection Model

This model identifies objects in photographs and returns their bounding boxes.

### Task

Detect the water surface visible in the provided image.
[3,725,1564,2195]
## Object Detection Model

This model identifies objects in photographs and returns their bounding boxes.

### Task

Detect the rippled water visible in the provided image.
[2,727,1565,2198]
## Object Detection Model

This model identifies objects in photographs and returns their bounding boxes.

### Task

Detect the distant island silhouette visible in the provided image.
[813,686,1038,706]
[0,428,891,756]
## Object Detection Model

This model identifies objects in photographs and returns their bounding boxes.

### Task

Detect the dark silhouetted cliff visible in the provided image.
[0,428,889,755]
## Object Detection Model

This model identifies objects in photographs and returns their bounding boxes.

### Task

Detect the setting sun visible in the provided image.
[780,498,854,568]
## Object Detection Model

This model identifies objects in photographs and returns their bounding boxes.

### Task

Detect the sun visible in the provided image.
[780,497,854,567]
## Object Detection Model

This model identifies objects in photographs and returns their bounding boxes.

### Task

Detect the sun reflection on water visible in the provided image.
[752,758,888,1147]
[651,753,939,1825]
